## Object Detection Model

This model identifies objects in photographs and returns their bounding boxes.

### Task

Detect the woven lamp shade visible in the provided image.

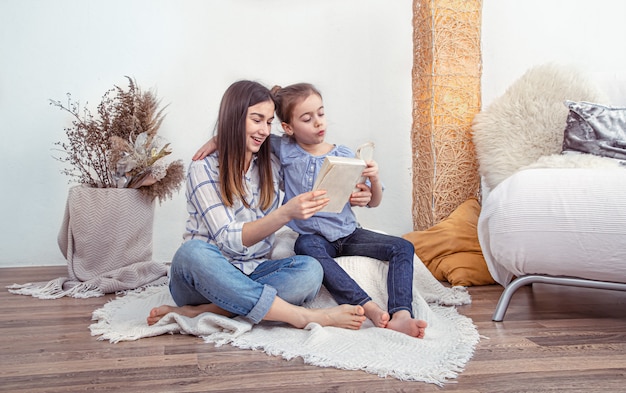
[411,0,482,230]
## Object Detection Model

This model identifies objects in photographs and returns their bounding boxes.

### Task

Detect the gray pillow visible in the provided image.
[563,100,626,161]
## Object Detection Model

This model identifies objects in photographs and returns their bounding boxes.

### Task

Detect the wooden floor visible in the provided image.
[1,266,626,393]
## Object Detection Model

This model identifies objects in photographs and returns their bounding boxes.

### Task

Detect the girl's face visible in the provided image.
[244,99,274,160]
[283,93,326,148]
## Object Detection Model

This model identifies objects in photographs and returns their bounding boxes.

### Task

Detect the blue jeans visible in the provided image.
[168,240,323,324]
[294,228,415,317]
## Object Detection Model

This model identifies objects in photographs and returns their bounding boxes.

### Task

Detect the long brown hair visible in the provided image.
[216,80,275,210]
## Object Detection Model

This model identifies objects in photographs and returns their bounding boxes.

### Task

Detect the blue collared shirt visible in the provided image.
[183,152,282,274]
[271,134,361,242]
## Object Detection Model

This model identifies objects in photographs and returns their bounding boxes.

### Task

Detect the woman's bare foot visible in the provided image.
[299,304,366,330]
[148,299,366,331]
[263,297,366,330]
[146,304,231,326]
[362,301,390,328]
[386,310,428,338]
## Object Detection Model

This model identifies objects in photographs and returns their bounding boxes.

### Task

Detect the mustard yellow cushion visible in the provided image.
[402,197,495,286]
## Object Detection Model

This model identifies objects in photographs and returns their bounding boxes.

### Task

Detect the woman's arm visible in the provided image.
[242,190,329,246]
[188,160,327,250]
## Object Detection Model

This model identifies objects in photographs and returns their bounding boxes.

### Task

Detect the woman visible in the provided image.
[147,80,366,330]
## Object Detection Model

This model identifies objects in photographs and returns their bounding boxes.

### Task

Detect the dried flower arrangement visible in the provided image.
[50,77,185,203]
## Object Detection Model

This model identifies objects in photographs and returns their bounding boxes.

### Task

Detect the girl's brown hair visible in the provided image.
[271,83,322,125]
[216,80,275,210]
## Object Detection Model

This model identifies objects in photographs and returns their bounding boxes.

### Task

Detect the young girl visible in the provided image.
[271,83,427,338]
[195,83,427,338]
[147,80,366,330]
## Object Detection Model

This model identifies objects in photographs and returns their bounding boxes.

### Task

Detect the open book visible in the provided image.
[313,142,375,213]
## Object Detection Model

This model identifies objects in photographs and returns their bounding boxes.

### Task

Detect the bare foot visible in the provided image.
[362,301,390,328]
[300,304,366,330]
[386,310,428,338]
[146,304,231,326]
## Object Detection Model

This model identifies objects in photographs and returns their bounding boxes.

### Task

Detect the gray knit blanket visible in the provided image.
[9,186,168,298]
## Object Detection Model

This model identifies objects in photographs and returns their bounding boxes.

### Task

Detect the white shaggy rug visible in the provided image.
[90,228,479,385]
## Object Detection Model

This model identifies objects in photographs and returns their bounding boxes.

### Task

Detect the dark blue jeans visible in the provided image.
[294,228,415,317]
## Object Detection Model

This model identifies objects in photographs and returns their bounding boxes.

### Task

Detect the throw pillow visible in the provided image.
[402,197,495,287]
[562,100,626,161]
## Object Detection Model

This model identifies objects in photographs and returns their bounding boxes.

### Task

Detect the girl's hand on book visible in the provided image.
[350,184,372,207]
[362,160,380,183]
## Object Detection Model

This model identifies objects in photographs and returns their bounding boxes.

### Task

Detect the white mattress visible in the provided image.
[477,167,626,286]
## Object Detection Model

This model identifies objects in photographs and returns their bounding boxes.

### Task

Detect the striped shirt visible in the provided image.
[183,152,282,274]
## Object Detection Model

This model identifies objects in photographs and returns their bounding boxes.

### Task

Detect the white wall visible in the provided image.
[479,1,626,201]
[0,0,414,267]
[481,0,626,106]
[3,1,626,268]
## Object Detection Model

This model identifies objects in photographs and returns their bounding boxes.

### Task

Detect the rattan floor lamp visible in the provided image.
[411,0,482,230]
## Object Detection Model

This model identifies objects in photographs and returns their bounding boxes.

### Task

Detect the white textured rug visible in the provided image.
[90,252,479,386]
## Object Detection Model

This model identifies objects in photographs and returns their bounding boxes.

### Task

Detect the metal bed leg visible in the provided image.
[492,274,626,322]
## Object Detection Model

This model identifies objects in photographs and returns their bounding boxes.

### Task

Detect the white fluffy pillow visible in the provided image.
[472,63,607,190]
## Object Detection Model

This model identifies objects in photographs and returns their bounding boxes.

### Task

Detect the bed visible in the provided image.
[478,167,626,321]
[472,63,626,321]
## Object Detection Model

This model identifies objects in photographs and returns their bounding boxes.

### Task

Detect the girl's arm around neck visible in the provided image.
[193,137,217,161]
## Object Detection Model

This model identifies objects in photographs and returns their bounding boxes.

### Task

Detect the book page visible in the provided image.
[356,142,375,161]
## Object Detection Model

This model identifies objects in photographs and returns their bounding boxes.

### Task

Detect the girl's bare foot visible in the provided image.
[386,310,428,338]
[146,304,231,326]
[362,301,390,328]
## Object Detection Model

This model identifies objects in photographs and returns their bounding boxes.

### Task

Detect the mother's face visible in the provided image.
[245,99,275,156]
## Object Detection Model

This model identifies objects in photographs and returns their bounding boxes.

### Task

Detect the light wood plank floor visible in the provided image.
[1,266,625,393]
